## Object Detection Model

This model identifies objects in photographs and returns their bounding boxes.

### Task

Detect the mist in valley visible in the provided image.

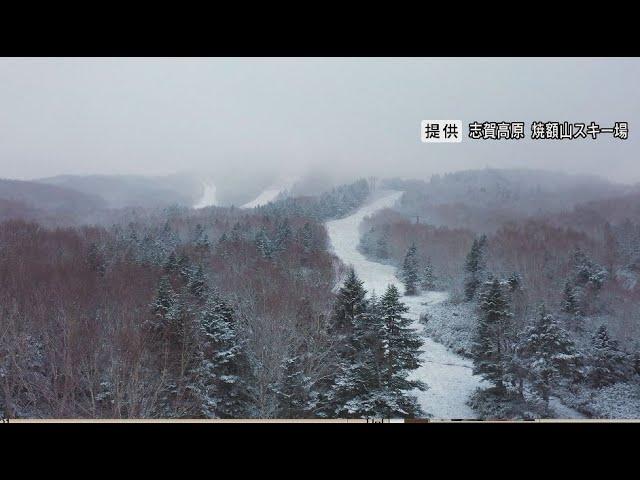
[1,58,640,421]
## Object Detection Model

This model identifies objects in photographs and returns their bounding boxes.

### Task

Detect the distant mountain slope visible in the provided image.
[384,168,638,232]
[0,178,106,214]
[38,174,202,209]
[388,168,632,212]
[38,172,286,209]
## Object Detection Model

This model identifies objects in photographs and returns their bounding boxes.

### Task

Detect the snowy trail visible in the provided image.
[325,190,484,419]
[241,188,283,209]
[194,181,218,208]
[241,177,298,209]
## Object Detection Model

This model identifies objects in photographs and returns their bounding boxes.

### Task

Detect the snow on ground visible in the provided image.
[193,181,218,208]
[241,177,298,209]
[421,300,477,357]
[548,396,585,419]
[325,190,484,419]
[241,188,283,208]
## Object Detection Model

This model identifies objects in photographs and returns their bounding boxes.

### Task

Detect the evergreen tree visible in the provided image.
[376,235,389,260]
[562,279,583,331]
[152,275,175,321]
[464,235,487,301]
[194,223,211,252]
[127,223,139,244]
[274,218,292,252]
[177,254,193,284]
[633,348,640,377]
[187,292,255,418]
[216,232,229,258]
[506,272,521,292]
[271,348,317,418]
[562,248,608,319]
[230,222,243,243]
[572,247,607,290]
[472,277,512,392]
[514,305,578,407]
[299,222,314,253]
[375,284,425,417]
[138,233,157,264]
[160,220,179,252]
[331,267,368,335]
[255,227,273,259]
[327,282,427,419]
[325,268,378,418]
[420,260,436,290]
[401,243,419,296]
[164,251,179,273]
[587,325,632,388]
[189,265,208,298]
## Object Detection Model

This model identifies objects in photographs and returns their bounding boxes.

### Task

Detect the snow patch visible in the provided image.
[194,181,218,208]
[241,188,284,209]
[241,177,298,209]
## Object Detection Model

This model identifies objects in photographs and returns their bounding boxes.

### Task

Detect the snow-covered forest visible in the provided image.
[359,170,640,418]
[2,170,640,419]
[0,178,421,418]
[2,56,639,422]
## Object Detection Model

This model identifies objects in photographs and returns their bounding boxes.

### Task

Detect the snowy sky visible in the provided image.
[1,57,638,183]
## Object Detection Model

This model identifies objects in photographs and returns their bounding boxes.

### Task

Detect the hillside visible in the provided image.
[0,178,106,220]
[385,168,637,232]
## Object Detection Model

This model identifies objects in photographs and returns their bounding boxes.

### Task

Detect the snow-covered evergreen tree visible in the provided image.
[572,248,607,290]
[193,223,211,252]
[375,284,425,417]
[587,325,632,388]
[514,305,578,407]
[271,349,318,418]
[164,251,179,273]
[330,267,368,336]
[562,248,608,319]
[561,279,583,331]
[327,282,426,418]
[187,292,256,418]
[189,265,208,298]
[420,260,436,290]
[464,235,487,301]
[299,222,314,253]
[230,222,243,242]
[506,272,521,292]
[325,268,371,416]
[151,275,175,322]
[216,232,230,258]
[255,226,273,259]
[161,220,180,250]
[173,254,196,288]
[472,277,512,392]
[401,243,419,296]
[274,218,292,252]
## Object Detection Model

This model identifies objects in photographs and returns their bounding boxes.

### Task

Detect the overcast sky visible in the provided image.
[0,57,638,183]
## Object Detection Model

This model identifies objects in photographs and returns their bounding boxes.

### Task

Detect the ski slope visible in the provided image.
[241,177,298,209]
[193,181,218,208]
[241,188,283,208]
[325,190,484,419]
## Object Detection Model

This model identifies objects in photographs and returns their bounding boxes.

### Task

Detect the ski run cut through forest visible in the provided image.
[327,190,583,420]
[4,170,640,420]
[327,191,483,419]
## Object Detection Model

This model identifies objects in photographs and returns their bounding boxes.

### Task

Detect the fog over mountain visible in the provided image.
[3,58,640,422]
[0,58,638,184]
